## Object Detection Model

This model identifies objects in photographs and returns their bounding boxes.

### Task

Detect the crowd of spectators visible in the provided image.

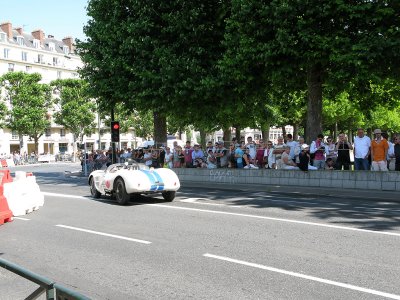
[80,128,400,173]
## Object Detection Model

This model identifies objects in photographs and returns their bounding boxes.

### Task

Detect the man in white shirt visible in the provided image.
[285,134,298,161]
[353,128,371,170]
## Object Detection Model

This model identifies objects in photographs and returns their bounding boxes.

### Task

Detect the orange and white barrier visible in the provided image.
[0,184,13,225]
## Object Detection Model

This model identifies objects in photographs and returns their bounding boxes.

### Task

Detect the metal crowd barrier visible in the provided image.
[0,258,90,300]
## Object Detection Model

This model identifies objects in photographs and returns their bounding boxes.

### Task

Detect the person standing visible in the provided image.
[394,135,400,171]
[310,134,329,170]
[335,133,353,170]
[285,134,298,162]
[215,142,228,168]
[353,128,371,170]
[234,143,244,169]
[370,129,389,171]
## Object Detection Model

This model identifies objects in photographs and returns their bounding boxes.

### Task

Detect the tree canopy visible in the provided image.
[78,1,400,143]
[0,72,52,152]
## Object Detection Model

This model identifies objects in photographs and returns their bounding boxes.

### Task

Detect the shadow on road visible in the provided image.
[179,187,400,232]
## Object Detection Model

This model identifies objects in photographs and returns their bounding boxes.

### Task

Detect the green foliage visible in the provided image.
[221,0,400,141]
[50,79,96,142]
[78,0,400,140]
[0,72,52,151]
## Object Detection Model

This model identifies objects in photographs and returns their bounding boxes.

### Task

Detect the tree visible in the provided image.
[0,72,52,153]
[222,0,400,143]
[50,79,97,160]
[78,0,231,147]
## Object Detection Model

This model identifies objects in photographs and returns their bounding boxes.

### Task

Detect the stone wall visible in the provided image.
[173,169,400,191]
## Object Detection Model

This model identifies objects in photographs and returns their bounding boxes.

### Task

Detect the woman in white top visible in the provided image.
[281,146,299,170]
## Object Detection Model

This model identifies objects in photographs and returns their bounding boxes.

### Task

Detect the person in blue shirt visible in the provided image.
[191,144,205,168]
[234,144,244,168]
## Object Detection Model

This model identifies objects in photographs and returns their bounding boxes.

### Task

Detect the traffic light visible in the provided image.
[111,121,120,142]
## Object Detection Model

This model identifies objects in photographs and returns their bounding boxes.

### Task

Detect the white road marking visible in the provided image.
[13,217,30,221]
[44,192,400,238]
[56,225,151,244]
[204,253,400,300]
[43,192,88,200]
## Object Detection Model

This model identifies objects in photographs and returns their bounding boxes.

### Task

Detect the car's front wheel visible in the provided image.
[90,178,101,199]
[115,178,130,205]
[162,191,176,202]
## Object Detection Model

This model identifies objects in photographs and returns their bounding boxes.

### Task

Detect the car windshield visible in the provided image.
[106,162,149,173]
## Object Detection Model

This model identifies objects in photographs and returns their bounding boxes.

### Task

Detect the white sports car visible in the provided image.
[88,161,180,205]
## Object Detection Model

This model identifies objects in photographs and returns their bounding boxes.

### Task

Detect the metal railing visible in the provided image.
[0,257,90,300]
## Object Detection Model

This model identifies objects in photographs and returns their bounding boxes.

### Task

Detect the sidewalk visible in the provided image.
[182,182,400,203]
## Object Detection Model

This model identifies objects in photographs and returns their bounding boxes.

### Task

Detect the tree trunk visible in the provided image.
[293,124,299,140]
[306,64,323,144]
[153,111,167,148]
[261,122,270,142]
[34,137,39,155]
[281,125,287,142]
[222,127,231,147]
[199,130,206,150]
[234,125,241,142]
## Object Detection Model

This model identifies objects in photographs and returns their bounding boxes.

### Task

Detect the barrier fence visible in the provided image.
[0,258,90,300]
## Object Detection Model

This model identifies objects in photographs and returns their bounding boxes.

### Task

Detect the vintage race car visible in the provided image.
[88,161,180,205]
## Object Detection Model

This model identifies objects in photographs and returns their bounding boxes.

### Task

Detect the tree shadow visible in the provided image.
[179,187,400,232]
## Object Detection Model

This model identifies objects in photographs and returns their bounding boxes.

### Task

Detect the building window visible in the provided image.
[8,63,14,72]
[49,42,55,51]
[33,39,40,48]
[57,71,62,79]
[53,57,59,66]
[16,36,24,46]
[59,143,68,153]
[26,66,32,72]
[37,54,44,63]
[60,129,65,137]
[0,32,6,42]
[45,129,51,137]
[11,131,19,140]
[63,45,69,54]
[3,48,10,58]
[21,51,27,61]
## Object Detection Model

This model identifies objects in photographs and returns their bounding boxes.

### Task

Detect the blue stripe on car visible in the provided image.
[151,171,164,191]
[140,170,157,191]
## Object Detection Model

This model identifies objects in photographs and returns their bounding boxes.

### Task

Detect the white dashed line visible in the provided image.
[56,224,151,244]
[13,217,30,221]
[204,253,400,300]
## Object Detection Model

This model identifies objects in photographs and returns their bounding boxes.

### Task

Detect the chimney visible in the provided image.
[32,29,44,43]
[15,27,23,35]
[1,22,13,39]
[48,34,54,39]
[62,36,74,53]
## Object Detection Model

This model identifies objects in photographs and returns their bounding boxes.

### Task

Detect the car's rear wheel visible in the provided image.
[162,191,176,202]
[115,178,130,205]
[90,178,101,198]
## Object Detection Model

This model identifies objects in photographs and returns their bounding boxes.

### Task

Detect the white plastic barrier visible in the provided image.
[4,171,44,216]
[6,159,15,167]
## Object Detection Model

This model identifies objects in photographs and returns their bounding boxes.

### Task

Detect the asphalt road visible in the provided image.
[1,163,400,300]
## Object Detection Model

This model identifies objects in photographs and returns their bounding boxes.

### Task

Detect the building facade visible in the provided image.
[0,21,139,157]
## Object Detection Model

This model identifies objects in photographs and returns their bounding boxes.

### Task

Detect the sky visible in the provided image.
[0,0,89,41]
